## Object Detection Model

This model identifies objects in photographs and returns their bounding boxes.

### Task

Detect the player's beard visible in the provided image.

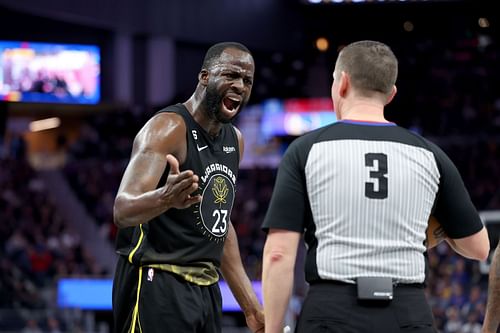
[203,84,229,124]
[203,84,246,124]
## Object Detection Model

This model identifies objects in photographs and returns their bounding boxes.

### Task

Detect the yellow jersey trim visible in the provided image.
[129,266,143,333]
[128,225,144,264]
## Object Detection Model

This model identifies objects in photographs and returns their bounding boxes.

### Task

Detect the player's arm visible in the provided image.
[483,243,500,333]
[219,126,264,332]
[234,125,245,165]
[220,223,264,333]
[262,229,301,333]
[113,113,201,228]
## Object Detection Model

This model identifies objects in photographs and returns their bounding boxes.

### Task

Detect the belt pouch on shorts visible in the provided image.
[356,277,393,301]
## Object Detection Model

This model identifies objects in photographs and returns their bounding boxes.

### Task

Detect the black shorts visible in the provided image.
[112,256,222,333]
[295,281,437,333]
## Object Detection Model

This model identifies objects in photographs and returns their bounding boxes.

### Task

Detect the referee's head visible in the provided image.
[334,40,398,100]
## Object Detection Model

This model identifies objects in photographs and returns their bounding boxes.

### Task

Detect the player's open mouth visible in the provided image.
[222,96,241,113]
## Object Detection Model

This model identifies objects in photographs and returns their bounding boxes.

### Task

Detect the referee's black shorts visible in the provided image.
[295,281,437,333]
[112,256,222,333]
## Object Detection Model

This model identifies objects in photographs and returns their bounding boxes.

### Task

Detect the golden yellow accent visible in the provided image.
[212,176,228,207]
[128,225,144,264]
[146,262,219,286]
[130,267,143,333]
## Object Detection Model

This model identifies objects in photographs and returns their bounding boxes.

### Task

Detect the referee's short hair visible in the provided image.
[335,40,398,98]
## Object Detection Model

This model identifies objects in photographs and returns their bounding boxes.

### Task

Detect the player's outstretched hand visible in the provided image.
[160,154,201,209]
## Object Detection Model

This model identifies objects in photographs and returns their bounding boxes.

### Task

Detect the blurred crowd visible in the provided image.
[0,156,107,332]
[1,32,500,332]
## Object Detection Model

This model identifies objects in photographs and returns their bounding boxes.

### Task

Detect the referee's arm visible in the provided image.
[431,143,490,261]
[262,229,301,333]
[261,139,309,333]
[445,231,489,261]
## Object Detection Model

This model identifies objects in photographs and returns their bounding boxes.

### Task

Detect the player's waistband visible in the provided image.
[144,262,219,286]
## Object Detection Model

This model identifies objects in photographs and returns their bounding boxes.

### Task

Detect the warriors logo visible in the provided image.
[198,174,235,239]
[213,177,229,207]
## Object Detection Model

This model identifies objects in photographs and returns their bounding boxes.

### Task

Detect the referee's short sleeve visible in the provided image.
[431,144,484,239]
[261,140,309,233]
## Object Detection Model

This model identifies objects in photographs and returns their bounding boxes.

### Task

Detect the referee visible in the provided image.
[261,40,490,333]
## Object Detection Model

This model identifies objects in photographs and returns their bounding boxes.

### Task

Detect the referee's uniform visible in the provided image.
[262,120,484,332]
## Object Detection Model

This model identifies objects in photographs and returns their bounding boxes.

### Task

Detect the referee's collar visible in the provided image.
[339,119,397,126]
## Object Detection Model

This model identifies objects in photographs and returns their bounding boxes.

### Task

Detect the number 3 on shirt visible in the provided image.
[365,153,388,199]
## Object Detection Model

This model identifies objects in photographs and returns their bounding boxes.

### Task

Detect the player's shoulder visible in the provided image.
[152,104,187,126]
[145,112,185,132]
[230,124,242,137]
[153,104,186,123]
[136,105,187,143]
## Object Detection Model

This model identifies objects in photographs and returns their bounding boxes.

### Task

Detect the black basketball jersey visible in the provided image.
[115,104,240,271]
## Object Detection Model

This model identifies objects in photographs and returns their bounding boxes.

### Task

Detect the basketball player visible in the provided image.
[112,42,264,333]
[261,40,490,333]
[483,243,500,333]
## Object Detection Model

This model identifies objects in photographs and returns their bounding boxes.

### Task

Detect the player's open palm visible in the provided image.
[160,154,201,209]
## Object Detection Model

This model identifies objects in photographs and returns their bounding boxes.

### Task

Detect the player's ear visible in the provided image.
[385,85,397,105]
[199,69,209,86]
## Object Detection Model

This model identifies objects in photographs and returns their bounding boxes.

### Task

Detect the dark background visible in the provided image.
[0,1,499,332]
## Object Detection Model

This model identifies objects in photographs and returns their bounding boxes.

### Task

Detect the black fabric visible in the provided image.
[262,121,483,284]
[112,256,139,333]
[295,282,437,333]
[263,121,483,237]
[112,256,222,333]
[113,103,239,332]
[428,141,484,238]
[115,103,240,267]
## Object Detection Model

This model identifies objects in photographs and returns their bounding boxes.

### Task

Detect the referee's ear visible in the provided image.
[339,71,350,98]
[385,85,397,105]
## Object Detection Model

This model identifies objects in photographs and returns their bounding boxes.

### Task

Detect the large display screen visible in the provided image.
[57,278,262,312]
[261,98,336,139]
[237,97,337,168]
[0,41,100,104]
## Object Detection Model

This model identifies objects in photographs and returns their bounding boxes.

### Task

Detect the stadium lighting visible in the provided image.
[29,117,61,132]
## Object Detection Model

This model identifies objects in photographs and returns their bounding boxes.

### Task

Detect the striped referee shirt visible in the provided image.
[262,120,483,284]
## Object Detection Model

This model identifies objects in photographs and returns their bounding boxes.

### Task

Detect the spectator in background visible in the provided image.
[462,311,483,333]
[21,319,42,333]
